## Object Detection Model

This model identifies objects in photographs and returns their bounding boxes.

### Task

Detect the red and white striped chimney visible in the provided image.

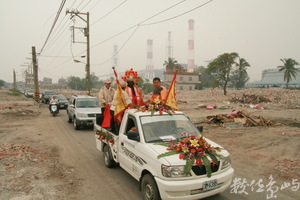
[145,39,154,81]
[188,19,194,72]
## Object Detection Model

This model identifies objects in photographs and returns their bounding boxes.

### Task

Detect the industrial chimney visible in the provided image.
[188,19,195,72]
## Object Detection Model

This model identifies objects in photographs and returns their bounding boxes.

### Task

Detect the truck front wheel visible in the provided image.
[103,145,115,168]
[141,174,161,200]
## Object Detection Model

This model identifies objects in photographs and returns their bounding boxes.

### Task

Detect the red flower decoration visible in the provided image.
[196,159,202,166]
[179,153,185,159]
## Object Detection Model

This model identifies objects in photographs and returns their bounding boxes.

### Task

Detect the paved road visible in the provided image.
[41,105,297,200]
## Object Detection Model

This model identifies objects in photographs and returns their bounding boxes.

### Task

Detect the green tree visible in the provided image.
[277,58,299,89]
[136,77,152,95]
[0,79,5,87]
[207,52,239,95]
[194,66,216,89]
[67,76,85,90]
[233,57,250,89]
[163,57,179,67]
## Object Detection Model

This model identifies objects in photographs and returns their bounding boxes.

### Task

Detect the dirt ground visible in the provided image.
[0,88,299,199]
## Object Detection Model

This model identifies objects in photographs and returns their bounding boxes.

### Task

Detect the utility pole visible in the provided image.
[13,69,16,90]
[32,46,40,103]
[66,10,90,95]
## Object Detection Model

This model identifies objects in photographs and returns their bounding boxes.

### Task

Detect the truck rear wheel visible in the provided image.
[141,174,161,200]
[103,145,115,168]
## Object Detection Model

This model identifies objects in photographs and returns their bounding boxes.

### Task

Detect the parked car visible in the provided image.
[25,89,34,98]
[41,91,56,104]
[67,95,101,130]
[56,94,68,109]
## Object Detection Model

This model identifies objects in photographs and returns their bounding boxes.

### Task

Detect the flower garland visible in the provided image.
[137,99,175,116]
[95,129,114,145]
[156,132,223,178]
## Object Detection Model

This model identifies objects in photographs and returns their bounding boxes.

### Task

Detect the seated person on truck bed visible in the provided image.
[110,80,137,134]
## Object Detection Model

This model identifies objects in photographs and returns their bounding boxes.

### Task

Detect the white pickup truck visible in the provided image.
[94,109,234,200]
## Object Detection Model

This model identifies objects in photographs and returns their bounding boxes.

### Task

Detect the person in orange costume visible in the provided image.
[121,68,144,107]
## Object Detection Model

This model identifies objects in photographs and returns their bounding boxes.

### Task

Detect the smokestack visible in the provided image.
[145,39,154,81]
[166,31,173,59]
[188,19,194,72]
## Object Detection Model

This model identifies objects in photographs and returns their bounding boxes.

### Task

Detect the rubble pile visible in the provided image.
[206,110,274,127]
[274,159,300,179]
[230,93,271,104]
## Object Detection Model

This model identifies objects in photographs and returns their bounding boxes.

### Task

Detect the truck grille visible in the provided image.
[88,114,96,117]
[191,162,220,176]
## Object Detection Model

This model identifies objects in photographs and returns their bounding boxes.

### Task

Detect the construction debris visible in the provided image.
[231,93,271,104]
[206,110,274,127]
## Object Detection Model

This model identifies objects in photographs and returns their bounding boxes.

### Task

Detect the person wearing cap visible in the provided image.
[98,79,115,125]
[110,80,137,134]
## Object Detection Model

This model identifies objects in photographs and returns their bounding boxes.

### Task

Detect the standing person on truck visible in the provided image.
[98,79,115,126]
[121,68,144,107]
[146,77,167,104]
[110,80,137,134]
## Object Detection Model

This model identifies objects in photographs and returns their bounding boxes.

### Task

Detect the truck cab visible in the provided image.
[95,109,234,200]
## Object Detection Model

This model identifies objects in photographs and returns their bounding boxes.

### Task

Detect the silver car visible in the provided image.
[67,95,101,130]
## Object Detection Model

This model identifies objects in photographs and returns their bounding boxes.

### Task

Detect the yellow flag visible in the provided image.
[114,85,127,124]
[166,72,178,110]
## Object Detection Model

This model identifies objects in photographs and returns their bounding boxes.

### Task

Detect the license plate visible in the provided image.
[203,179,217,191]
[60,105,64,107]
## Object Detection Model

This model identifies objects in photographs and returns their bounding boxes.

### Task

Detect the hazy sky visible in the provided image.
[1,0,300,83]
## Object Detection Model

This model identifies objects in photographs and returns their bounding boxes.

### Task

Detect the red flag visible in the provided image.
[101,106,111,128]
[166,72,178,110]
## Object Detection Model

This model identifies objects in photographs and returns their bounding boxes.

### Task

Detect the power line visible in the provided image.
[91,0,186,49]
[39,55,71,58]
[38,1,78,56]
[141,0,214,26]
[39,0,67,54]
[88,0,104,12]
[93,24,140,66]
[78,0,93,11]
[91,0,128,26]
[47,0,210,74]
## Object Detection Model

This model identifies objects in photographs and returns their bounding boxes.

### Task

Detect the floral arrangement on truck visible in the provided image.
[95,129,114,145]
[156,132,223,178]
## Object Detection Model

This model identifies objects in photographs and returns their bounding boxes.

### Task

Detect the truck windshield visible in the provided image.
[140,114,201,143]
[76,98,99,108]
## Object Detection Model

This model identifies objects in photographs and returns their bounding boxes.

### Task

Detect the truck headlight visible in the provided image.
[221,156,231,170]
[77,113,88,118]
[161,165,191,177]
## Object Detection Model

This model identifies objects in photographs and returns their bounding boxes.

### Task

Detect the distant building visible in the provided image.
[43,77,52,84]
[163,64,200,90]
[246,67,300,88]
[58,77,67,85]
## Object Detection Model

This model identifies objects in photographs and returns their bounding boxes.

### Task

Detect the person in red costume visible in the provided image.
[121,68,144,107]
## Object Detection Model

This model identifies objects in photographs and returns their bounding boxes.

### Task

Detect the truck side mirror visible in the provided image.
[127,131,140,142]
[197,125,204,133]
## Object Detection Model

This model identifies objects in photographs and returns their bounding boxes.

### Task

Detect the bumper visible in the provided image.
[59,104,68,109]
[76,118,95,127]
[155,167,234,200]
